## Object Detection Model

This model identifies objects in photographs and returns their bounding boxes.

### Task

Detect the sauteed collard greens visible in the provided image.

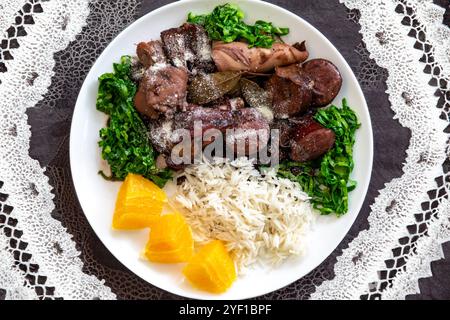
[96,56,172,187]
[188,3,289,48]
[277,99,360,216]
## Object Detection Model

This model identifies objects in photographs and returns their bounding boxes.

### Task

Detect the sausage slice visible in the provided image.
[290,116,335,162]
[266,73,312,119]
[302,59,342,107]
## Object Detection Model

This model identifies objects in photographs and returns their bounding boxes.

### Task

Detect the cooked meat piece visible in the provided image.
[169,106,235,165]
[134,81,159,119]
[148,104,270,162]
[155,154,168,170]
[130,56,146,82]
[270,119,292,148]
[161,25,191,69]
[266,73,313,119]
[136,40,167,68]
[226,108,270,156]
[174,106,235,141]
[269,118,296,162]
[275,64,314,87]
[290,116,335,162]
[186,23,216,73]
[302,58,342,107]
[212,41,309,73]
[224,97,245,111]
[208,97,245,111]
[148,116,201,168]
[148,119,178,154]
[171,106,269,156]
[161,23,215,74]
[165,156,188,171]
[292,41,307,52]
[135,64,188,118]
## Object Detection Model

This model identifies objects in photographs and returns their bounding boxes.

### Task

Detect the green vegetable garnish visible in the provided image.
[277,99,360,216]
[187,3,289,48]
[96,55,172,187]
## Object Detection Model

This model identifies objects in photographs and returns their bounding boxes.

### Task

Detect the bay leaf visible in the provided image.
[240,78,274,122]
[188,71,242,105]
[240,78,271,109]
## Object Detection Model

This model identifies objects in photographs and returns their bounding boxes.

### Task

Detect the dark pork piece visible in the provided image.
[290,116,335,162]
[148,119,177,154]
[302,59,342,107]
[270,119,292,148]
[226,108,270,156]
[208,97,245,111]
[161,23,215,74]
[174,106,235,141]
[292,41,307,52]
[148,117,192,170]
[149,106,269,160]
[171,106,235,164]
[130,56,146,82]
[134,64,188,119]
[148,108,228,168]
[171,107,236,165]
[165,156,188,171]
[134,82,159,119]
[212,41,309,73]
[275,64,313,87]
[136,40,167,68]
[266,69,313,119]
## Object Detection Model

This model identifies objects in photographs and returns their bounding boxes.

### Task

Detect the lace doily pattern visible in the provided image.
[28,0,364,300]
[0,233,38,300]
[0,1,27,34]
[1,0,449,300]
[311,0,450,300]
[0,0,114,300]
[361,0,450,299]
[0,182,49,300]
[29,0,179,300]
[0,1,44,81]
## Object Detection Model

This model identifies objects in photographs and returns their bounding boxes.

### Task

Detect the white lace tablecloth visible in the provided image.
[0,0,449,300]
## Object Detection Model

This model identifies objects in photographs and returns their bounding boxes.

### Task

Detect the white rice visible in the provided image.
[170,157,316,274]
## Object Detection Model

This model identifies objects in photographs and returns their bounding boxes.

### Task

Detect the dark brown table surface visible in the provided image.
[25,0,450,299]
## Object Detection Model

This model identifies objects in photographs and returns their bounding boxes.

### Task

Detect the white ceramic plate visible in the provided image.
[70,0,373,299]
